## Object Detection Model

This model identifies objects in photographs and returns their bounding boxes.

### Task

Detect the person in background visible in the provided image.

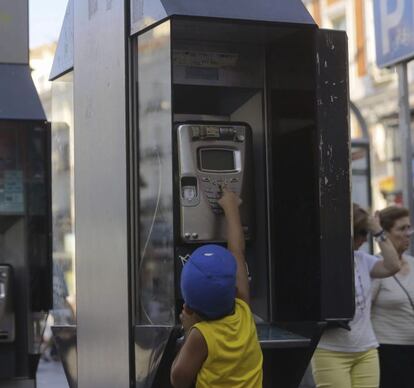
[311,203,401,388]
[170,189,263,388]
[371,206,414,388]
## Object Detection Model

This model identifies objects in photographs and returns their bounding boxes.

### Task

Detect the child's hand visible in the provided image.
[218,188,242,212]
[180,305,200,333]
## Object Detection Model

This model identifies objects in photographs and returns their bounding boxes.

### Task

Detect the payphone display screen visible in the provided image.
[198,149,236,172]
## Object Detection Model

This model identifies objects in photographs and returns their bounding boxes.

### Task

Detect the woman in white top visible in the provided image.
[372,206,414,388]
[312,204,401,388]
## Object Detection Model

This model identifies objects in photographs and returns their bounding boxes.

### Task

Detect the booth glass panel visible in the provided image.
[51,71,76,323]
[27,122,52,312]
[137,21,175,325]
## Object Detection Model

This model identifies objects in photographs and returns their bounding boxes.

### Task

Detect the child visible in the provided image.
[170,189,263,388]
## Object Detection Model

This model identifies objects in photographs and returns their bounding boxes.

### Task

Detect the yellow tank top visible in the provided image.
[193,298,263,388]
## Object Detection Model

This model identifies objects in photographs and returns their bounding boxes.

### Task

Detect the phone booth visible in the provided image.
[50,1,353,387]
[0,64,52,386]
[131,2,353,387]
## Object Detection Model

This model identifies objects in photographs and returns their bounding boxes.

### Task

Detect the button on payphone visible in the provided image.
[177,123,252,242]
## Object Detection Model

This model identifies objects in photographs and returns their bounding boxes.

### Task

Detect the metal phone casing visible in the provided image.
[177,123,252,242]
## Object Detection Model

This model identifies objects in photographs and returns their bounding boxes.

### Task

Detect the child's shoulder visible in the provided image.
[235,297,250,309]
[234,298,255,319]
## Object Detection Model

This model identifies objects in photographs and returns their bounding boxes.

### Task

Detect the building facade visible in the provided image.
[305,0,414,210]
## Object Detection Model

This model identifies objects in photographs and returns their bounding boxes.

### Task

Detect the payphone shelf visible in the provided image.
[256,324,310,349]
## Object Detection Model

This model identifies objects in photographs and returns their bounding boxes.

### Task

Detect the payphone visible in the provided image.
[177,122,252,242]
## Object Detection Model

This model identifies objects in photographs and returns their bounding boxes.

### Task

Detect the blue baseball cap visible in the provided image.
[181,244,237,320]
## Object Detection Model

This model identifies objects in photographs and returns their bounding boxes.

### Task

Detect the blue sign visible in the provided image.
[374,0,414,68]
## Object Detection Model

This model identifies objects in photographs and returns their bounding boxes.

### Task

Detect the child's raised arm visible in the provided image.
[218,188,250,305]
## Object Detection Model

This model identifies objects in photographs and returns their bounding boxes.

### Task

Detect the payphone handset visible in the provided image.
[177,123,252,242]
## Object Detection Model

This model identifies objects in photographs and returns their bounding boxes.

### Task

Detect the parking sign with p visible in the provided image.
[374,0,414,68]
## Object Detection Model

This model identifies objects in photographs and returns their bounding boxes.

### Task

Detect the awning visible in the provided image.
[0,64,46,121]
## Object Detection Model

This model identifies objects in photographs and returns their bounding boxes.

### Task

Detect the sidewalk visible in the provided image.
[35,357,314,388]
[36,359,68,388]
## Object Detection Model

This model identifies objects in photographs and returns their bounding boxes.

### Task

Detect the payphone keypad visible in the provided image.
[199,177,241,214]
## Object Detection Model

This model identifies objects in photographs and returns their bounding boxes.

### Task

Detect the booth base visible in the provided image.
[52,322,323,388]
[0,380,35,388]
[135,322,324,388]
[51,325,77,388]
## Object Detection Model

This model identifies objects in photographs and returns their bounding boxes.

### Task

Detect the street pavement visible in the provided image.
[35,357,314,387]
[36,359,68,388]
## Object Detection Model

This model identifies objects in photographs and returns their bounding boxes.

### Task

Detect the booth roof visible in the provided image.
[49,0,73,82]
[132,0,316,32]
[50,0,316,80]
[0,64,46,121]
